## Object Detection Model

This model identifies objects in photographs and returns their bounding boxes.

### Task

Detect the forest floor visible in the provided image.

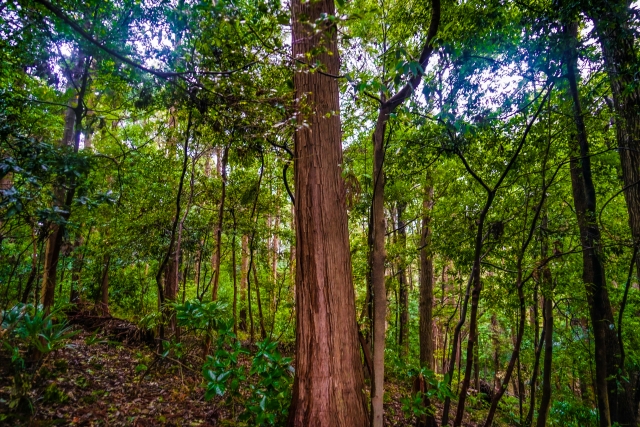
[0,319,489,426]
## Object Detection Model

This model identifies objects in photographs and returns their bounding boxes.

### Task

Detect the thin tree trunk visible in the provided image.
[99,255,110,315]
[232,216,238,336]
[211,145,229,301]
[442,272,474,426]
[370,102,388,427]
[194,239,203,294]
[525,281,544,427]
[474,321,480,392]
[155,110,193,343]
[272,201,280,284]
[420,185,435,369]
[21,233,42,304]
[370,5,440,425]
[240,234,248,331]
[536,294,554,427]
[246,156,264,344]
[451,84,551,426]
[69,234,84,304]
[451,200,492,427]
[491,314,500,390]
[253,262,266,340]
[397,201,409,356]
[483,155,555,427]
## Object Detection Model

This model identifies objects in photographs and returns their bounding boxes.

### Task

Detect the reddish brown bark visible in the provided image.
[286,0,369,424]
[418,183,436,427]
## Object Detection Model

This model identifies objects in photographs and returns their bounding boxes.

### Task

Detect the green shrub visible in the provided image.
[1,303,77,413]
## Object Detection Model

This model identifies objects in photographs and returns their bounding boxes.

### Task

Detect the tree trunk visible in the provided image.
[419,185,435,369]
[564,21,635,427]
[418,183,436,427]
[41,54,90,314]
[232,220,238,336]
[253,263,267,340]
[69,228,89,304]
[536,294,554,427]
[397,201,409,357]
[525,262,546,426]
[287,0,369,424]
[99,255,110,315]
[155,110,193,343]
[586,0,640,280]
[370,5,440,425]
[21,234,42,304]
[491,314,500,390]
[272,201,280,284]
[585,4,640,424]
[370,104,388,427]
[211,145,229,301]
[452,200,492,427]
[240,234,248,331]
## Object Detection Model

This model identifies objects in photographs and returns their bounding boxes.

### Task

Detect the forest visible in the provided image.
[1,0,639,425]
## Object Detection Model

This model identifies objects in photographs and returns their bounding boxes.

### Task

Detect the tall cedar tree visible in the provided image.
[287,0,369,425]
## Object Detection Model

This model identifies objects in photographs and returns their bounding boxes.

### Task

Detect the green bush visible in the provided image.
[201,319,293,426]
[1,303,77,413]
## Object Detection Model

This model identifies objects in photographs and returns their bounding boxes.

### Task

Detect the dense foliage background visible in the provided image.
[1,0,639,425]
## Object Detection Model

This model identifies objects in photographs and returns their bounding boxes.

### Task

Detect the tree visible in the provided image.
[286,0,369,425]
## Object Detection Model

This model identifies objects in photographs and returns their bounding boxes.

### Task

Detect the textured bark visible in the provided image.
[0,168,13,245]
[585,0,640,280]
[289,204,295,292]
[164,256,179,301]
[287,0,369,424]
[397,202,409,356]
[417,185,435,427]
